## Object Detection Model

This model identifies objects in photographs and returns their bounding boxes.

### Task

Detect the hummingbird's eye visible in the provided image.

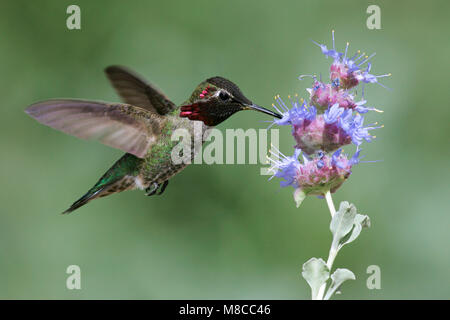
[219,91,230,101]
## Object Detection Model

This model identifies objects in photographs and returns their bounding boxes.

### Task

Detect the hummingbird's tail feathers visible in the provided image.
[62,186,106,214]
[62,153,142,214]
[62,176,138,214]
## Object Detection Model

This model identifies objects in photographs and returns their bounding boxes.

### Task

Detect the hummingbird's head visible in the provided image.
[179,76,281,126]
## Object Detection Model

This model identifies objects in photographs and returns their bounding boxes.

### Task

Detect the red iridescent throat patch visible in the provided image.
[179,85,217,125]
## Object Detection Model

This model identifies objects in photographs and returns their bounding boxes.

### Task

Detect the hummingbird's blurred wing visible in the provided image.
[104,65,177,115]
[25,99,164,158]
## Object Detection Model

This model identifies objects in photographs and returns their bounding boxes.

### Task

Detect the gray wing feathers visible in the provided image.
[25,99,160,158]
[104,65,176,115]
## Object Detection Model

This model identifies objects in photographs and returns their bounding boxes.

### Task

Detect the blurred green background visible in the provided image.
[0,0,449,299]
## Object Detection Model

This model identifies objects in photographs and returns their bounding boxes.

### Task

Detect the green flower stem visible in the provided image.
[325,190,336,217]
[315,191,338,300]
[303,195,368,299]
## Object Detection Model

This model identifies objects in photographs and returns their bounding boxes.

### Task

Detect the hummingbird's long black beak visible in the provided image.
[244,104,282,119]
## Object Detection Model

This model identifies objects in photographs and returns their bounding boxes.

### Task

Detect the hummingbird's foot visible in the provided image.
[157,180,169,195]
[145,180,169,196]
[145,183,159,196]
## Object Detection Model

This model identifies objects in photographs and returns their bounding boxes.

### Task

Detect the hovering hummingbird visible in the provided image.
[26,66,281,213]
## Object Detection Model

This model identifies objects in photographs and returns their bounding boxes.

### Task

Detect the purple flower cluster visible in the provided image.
[270,147,361,196]
[269,32,387,204]
[313,31,390,90]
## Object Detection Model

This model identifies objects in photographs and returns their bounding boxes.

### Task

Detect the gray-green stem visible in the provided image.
[314,190,338,300]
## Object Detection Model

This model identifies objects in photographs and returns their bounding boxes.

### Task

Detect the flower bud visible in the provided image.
[330,61,359,89]
[308,81,358,113]
[292,115,352,155]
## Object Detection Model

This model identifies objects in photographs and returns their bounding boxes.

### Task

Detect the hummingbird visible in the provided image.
[26,66,281,213]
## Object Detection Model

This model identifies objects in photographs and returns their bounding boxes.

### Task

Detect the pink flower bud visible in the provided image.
[308,81,357,113]
[330,61,359,89]
[292,115,352,155]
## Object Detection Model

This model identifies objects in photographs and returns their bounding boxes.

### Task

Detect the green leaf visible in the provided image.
[330,201,357,242]
[293,188,306,208]
[356,213,371,228]
[324,268,356,300]
[330,202,370,251]
[341,213,371,246]
[301,258,329,299]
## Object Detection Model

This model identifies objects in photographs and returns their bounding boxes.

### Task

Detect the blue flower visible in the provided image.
[341,114,381,146]
[325,104,380,147]
[269,147,301,188]
[269,146,364,200]
[350,149,362,166]
[331,148,361,170]
[271,97,380,154]
[314,31,390,90]
[331,149,344,168]
[324,103,346,123]
[266,31,387,206]
[357,63,391,89]
[312,30,342,60]
[272,96,316,126]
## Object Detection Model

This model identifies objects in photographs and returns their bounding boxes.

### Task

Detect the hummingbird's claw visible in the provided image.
[145,180,169,196]
[157,180,169,195]
[145,183,159,196]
